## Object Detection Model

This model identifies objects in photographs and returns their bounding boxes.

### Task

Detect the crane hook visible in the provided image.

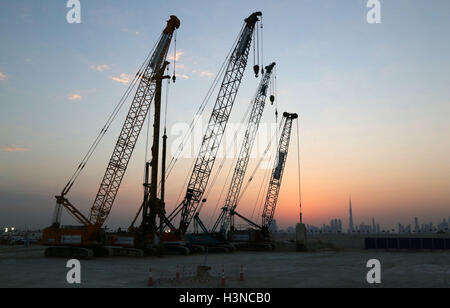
[253,65,260,78]
[270,95,275,105]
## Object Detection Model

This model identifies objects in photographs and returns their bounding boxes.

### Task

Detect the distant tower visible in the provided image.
[414,217,419,233]
[348,196,354,233]
[372,217,376,233]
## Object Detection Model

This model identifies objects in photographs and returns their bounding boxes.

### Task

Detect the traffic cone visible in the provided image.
[239,265,244,281]
[221,266,226,287]
[176,264,180,281]
[148,268,153,287]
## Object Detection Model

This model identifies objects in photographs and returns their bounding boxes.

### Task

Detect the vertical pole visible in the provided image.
[140,61,170,246]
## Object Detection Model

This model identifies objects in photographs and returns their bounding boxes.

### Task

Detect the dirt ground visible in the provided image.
[0,245,449,288]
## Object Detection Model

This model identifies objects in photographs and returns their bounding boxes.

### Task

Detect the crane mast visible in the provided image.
[88,16,180,227]
[261,112,298,229]
[166,12,262,235]
[212,62,276,233]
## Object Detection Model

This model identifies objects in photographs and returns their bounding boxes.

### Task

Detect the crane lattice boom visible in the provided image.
[262,112,298,229]
[89,16,180,226]
[212,62,276,233]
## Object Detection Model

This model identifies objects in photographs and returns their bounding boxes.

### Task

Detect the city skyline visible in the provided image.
[304,197,449,233]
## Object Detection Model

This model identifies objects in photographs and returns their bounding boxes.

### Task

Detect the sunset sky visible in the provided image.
[1,0,449,231]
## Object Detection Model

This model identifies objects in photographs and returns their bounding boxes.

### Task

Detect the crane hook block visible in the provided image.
[261,68,265,75]
[172,75,177,83]
[253,65,260,77]
[270,95,275,105]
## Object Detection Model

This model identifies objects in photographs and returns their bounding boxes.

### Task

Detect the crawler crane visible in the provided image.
[40,16,180,258]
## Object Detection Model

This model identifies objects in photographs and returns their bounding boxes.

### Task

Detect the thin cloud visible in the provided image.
[0,72,7,80]
[193,70,213,78]
[120,28,142,36]
[177,74,190,80]
[200,71,213,78]
[111,73,131,85]
[2,145,30,153]
[168,50,184,61]
[67,94,82,101]
[90,64,111,72]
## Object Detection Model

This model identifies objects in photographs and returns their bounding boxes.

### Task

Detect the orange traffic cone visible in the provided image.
[148,268,153,287]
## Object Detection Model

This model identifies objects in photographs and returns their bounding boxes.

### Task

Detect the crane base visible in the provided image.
[232,242,275,251]
[106,246,145,257]
[44,246,95,259]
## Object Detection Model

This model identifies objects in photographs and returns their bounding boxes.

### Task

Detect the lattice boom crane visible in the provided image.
[41,16,180,253]
[261,112,298,230]
[166,12,262,235]
[212,62,276,233]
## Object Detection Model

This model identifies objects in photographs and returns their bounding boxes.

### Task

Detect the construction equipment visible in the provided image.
[132,59,171,252]
[40,16,180,258]
[211,62,276,235]
[163,12,263,241]
[229,112,298,249]
[187,61,276,249]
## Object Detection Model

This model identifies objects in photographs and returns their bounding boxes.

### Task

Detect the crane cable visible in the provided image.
[162,26,244,187]
[172,30,177,82]
[296,118,302,223]
[165,54,229,210]
[207,74,276,228]
[236,118,284,206]
[203,83,258,201]
[61,35,161,196]
[199,88,257,220]
[251,148,274,221]
[274,67,279,140]
[165,25,245,206]
[260,17,264,75]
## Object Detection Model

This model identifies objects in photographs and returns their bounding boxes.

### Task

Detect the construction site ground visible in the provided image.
[0,243,449,288]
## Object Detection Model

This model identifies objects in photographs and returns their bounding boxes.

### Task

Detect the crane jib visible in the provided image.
[88,16,179,226]
[151,34,170,70]
[262,113,298,229]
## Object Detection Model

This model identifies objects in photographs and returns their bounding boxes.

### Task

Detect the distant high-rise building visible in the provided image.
[348,196,354,233]
[414,217,419,233]
[270,219,278,233]
[372,217,376,233]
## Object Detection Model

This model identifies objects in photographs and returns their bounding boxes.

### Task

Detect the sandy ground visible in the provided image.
[0,245,449,288]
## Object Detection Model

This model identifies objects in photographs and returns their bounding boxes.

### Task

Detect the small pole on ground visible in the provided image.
[240,265,244,281]
[203,247,208,266]
[221,266,226,287]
